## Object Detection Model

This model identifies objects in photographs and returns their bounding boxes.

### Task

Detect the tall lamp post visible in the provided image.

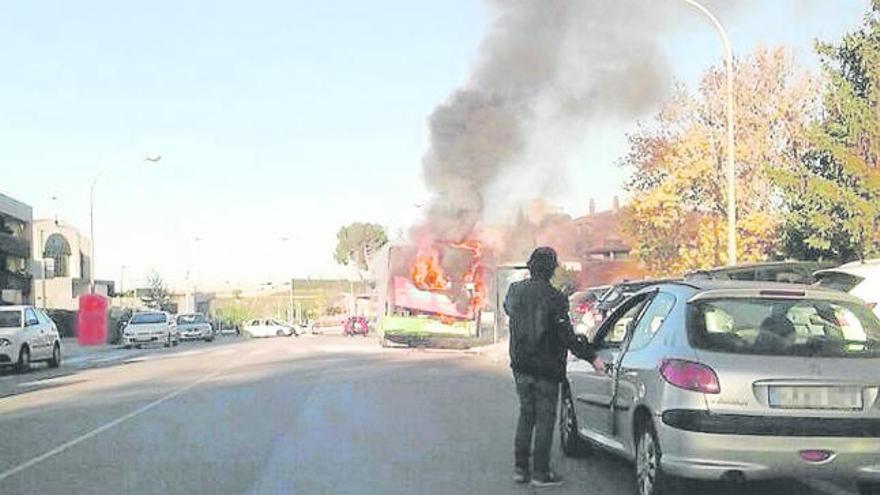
[680,0,737,265]
[89,155,161,293]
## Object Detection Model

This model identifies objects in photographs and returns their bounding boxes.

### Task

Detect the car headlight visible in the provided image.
[0,338,10,347]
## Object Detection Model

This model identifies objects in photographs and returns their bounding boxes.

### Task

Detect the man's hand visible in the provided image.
[592,356,606,373]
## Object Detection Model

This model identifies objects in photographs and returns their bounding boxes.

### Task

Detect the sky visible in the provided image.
[0,0,869,290]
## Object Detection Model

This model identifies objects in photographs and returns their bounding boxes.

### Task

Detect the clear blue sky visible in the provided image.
[0,0,868,289]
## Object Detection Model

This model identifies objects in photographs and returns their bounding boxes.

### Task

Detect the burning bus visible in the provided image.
[372,241,495,347]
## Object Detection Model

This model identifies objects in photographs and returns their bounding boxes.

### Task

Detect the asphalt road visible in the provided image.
[0,335,858,495]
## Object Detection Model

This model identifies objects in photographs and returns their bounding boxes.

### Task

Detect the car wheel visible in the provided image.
[560,390,591,457]
[15,345,30,373]
[48,343,61,368]
[858,482,880,495]
[164,335,171,348]
[173,337,179,346]
[276,329,285,337]
[635,419,673,495]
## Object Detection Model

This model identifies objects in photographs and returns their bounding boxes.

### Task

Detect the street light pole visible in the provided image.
[680,0,737,265]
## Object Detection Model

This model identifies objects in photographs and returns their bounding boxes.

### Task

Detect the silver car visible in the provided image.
[561,280,880,495]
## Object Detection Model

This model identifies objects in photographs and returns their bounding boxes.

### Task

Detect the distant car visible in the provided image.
[685,261,834,285]
[122,311,179,348]
[343,316,369,337]
[176,313,214,342]
[570,286,611,334]
[815,259,880,319]
[243,319,296,338]
[0,305,62,372]
[561,280,880,495]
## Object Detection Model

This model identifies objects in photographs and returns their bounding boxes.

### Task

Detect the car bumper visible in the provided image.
[124,335,165,345]
[180,333,208,340]
[657,414,880,482]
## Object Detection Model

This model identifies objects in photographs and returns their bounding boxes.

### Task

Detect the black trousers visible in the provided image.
[513,372,560,475]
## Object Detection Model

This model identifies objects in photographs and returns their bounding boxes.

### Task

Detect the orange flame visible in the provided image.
[451,240,486,315]
[411,251,448,291]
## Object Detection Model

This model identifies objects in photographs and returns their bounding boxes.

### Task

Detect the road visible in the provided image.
[0,335,857,495]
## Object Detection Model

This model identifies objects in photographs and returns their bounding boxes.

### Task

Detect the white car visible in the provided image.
[815,259,880,319]
[122,311,180,348]
[243,319,296,338]
[0,305,62,372]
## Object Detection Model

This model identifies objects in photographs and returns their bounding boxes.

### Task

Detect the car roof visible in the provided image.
[647,279,862,303]
[816,259,880,277]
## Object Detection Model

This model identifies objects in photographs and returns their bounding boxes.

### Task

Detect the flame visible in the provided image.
[411,250,448,291]
[451,240,486,315]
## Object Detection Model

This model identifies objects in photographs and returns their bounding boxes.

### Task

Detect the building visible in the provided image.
[32,219,103,310]
[0,192,33,305]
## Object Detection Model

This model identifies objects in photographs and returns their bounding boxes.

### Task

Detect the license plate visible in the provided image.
[768,386,863,410]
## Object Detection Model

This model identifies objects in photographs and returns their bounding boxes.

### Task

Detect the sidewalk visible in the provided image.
[61,338,120,360]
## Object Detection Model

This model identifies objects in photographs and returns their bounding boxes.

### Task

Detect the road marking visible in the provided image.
[0,354,248,484]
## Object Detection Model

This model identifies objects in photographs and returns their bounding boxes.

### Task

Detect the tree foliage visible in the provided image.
[333,222,388,271]
[141,270,173,311]
[773,4,880,261]
[621,47,818,275]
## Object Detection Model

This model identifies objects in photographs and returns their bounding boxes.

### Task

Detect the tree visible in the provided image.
[622,47,818,275]
[141,271,173,311]
[773,3,880,261]
[551,266,578,297]
[333,223,388,272]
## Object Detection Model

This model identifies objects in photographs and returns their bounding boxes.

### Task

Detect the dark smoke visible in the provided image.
[420,0,675,242]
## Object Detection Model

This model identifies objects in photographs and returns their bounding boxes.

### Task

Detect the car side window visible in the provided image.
[627,292,677,351]
[597,295,652,347]
[24,308,39,326]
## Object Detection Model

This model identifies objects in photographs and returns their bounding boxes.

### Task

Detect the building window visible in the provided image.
[44,233,71,278]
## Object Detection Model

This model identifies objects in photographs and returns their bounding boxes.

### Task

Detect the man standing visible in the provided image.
[504,247,602,487]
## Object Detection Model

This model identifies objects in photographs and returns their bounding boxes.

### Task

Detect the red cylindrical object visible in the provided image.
[77,294,108,345]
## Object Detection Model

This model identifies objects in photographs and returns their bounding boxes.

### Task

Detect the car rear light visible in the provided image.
[660,359,720,394]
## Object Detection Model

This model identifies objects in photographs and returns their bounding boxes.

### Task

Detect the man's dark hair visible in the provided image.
[527,247,558,281]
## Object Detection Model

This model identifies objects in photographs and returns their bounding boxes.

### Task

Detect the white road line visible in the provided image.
[0,354,248,484]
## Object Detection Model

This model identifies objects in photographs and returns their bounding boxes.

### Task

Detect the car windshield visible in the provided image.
[130,313,167,325]
[177,315,205,324]
[688,297,880,358]
[815,272,864,292]
[0,310,21,328]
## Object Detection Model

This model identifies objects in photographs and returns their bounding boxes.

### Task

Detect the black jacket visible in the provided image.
[504,278,596,381]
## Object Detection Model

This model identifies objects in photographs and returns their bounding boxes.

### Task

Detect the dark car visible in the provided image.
[684,261,835,285]
[343,316,369,337]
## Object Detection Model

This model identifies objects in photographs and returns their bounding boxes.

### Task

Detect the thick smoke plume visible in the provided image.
[420,0,677,243]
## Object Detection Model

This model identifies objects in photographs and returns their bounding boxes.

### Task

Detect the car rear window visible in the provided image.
[177,314,205,324]
[0,310,21,328]
[687,298,880,358]
[130,313,167,324]
[815,272,865,292]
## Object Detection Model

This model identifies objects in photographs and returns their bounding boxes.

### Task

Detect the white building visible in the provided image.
[31,219,106,310]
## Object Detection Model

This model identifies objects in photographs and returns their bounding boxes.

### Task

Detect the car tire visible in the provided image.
[858,482,880,495]
[164,335,171,348]
[635,418,674,495]
[15,345,30,373]
[276,329,285,337]
[560,389,591,457]
[48,343,61,368]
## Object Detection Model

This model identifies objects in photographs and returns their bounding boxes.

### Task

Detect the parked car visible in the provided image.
[176,313,214,342]
[560,280,880,495]
[243,319,296,338]
[122,311,180,348]
[814,259,880,319]
[685,261,834,284]
[343,316,370,337]
[0,305,62,372]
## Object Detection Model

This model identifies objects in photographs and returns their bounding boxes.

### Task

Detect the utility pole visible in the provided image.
[120,265,126,296]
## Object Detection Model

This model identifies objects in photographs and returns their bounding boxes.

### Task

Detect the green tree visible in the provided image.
[773,3,880,261]
[551,266,578,296]
[333,223,388,271]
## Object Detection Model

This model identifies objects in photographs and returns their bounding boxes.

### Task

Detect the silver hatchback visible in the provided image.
[561,280,880,495]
